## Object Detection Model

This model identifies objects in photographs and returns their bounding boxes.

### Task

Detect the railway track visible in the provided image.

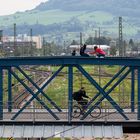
[12,77,46,108]
[6,66,51,109]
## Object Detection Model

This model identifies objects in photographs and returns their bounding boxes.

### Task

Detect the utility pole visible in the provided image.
[80,32,82,46]
[30,28,33,56]
[95,30,97,38]
[98,27,102,108]
[63,41,66,53]
[14,23,16,56]
[80,32,83,88]
[42,37,46,56]
[98,27,101,48]
[0,30,3,41]
[0,30,3,47]
[98,27,101,85]
[0,30,3,56]
[21,34,24,56]
[118,17,123,100]
[119,17,123,56]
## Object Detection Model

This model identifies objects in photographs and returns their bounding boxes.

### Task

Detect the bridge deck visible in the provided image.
[0,56,140,66]
[1,109,138,122]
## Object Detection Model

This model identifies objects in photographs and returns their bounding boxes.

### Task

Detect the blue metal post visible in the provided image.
[131,68,135,112]
[0,67,3,120]
[68,65,73,123]
[138,67,140,120]
[8,67,12,112]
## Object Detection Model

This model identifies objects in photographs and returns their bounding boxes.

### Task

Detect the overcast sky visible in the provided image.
[0,0,48,16]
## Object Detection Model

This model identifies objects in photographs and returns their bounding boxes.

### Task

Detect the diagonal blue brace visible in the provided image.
[86,66,127,109]
[76,65,129,120]
[9,69,59,120]
[16,66,62,112]
[11,66,64,120]
[81,67,131,120]
[0,67,3,120]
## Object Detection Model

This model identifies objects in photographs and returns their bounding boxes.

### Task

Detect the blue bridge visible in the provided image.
[0,56,140,138]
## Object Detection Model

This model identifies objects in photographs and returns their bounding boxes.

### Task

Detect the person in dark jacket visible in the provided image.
[72,49,76,56]
[73,87,89,109]
[80,44,89,57]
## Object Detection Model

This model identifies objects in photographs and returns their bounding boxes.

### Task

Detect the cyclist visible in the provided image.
[73,87,89,110]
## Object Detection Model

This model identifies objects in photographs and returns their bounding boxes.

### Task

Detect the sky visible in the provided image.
[0,0,48,16]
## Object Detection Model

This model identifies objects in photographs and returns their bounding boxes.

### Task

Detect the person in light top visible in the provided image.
[89,46,106,57]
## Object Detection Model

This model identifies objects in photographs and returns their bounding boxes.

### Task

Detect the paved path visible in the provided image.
[1,109,137,122]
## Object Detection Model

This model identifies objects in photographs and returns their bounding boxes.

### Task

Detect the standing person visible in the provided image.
[80,44,89,57]
[72,49,76,56]
[73,87,89,109]
[89,46,106,57]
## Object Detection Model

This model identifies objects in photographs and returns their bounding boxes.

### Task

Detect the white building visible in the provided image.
[3,34,42,49]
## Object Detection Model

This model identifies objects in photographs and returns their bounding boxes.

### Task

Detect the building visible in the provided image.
[3,34,42,49]
[2,41,36,56]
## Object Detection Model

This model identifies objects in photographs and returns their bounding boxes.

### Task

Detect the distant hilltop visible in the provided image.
[35,0,140,17]
[0,0,140,39]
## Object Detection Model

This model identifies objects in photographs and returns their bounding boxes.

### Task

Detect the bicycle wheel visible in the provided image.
[90,105,101,118]
[72,105,81,118]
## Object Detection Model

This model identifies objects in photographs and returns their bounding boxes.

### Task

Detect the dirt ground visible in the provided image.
[122,134,140,140]
[77,134,140,140]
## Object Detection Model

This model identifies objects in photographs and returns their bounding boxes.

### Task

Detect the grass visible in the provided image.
[32,65,134,109]
[0,10,85,26]
[78,11,114,23]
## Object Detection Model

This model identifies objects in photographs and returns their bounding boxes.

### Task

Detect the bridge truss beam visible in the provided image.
[0,57,139,122]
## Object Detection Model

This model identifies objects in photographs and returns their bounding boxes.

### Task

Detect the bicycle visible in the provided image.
[72,101,101,118]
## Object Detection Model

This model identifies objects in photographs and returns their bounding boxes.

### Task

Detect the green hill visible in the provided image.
[35,0,140,17]
[0,0,140,39]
